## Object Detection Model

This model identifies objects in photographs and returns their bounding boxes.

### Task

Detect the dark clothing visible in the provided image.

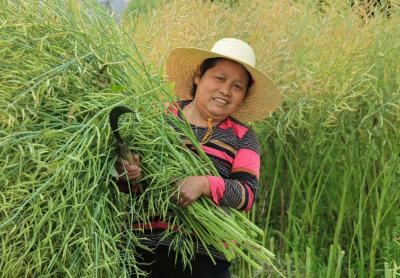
[135,244,231,278]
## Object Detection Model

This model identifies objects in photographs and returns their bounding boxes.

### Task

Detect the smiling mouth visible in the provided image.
[213,97,229,105]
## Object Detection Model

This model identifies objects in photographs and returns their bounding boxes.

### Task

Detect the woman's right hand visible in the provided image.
[115,154,142,184]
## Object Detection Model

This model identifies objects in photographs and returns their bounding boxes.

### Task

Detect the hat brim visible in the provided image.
[165,47,283,122]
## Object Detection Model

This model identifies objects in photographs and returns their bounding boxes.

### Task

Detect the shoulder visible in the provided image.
[218,117,260,152]
[219,117,256,139]
[163,100,191,117]
[163,101,179,116]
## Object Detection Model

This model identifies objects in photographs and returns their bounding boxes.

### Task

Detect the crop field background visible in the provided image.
[124,0,400,276]
[1,0,400,277]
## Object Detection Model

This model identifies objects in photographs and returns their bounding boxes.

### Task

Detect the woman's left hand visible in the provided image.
[177,176,211,207]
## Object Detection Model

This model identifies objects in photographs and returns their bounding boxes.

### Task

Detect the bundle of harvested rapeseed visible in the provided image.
[0,0,279,276]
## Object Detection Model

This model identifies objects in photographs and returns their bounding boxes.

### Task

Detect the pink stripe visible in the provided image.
[207,176,226,205]
[219,118,248,139]
[164,102,179,116]
[244,183,255,211]
[169,107,178,116]
[202,145,234,164]
[232,149,260,180]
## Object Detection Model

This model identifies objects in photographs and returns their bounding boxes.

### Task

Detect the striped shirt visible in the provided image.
[119,100,261,260]
[169,100,260,211]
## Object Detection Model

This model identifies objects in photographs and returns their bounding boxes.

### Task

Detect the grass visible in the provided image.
[1,0,399,276]
[123,0,400,276]
[0,1,279,276]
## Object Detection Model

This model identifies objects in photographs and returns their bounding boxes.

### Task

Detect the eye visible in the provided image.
[234,84,243,90]
[215,75,225,81]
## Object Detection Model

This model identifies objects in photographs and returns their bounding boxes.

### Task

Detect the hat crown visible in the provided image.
[211,38,256,67]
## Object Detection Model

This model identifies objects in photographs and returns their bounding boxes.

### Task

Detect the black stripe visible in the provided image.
[205,152,232,165]
[231,171,256,180]
[203,141,236,158]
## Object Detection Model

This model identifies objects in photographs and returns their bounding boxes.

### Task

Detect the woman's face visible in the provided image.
[193,59,250,122]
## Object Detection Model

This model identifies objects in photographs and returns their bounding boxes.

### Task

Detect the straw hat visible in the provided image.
[165,38,283,122]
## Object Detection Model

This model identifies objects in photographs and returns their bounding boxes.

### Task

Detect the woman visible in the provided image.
[116,38,282,278]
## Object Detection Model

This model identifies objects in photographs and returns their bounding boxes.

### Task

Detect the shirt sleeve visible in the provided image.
[207,129,260,211]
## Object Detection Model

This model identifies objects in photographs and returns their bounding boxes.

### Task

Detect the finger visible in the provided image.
[175,193,184,205]
[133,154,140,166]
[119,164,139,177]
[125,165,141,177]
[178,193,190,206]
[126,164,140,172]
[181,199,192,207]
[127,167,141,176]
[128,171,142,181]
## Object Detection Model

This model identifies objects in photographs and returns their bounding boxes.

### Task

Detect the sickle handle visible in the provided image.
[117,141,135,165]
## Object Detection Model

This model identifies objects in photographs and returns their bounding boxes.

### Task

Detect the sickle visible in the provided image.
[109,106,136,165]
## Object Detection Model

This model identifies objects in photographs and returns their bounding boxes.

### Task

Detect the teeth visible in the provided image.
[214,98,228,105]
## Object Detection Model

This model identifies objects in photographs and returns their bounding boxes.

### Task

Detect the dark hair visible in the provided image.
[191,57,254,97]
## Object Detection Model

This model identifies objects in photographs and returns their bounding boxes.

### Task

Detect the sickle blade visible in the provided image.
[109,106,135,143]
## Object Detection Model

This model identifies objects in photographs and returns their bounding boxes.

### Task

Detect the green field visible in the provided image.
[126,1,400,276]
[1,0,399,277]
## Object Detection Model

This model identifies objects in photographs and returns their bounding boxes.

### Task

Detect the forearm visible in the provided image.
[207,176,257,211]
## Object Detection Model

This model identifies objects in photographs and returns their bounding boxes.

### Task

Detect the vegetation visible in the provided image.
[124,0,400,277]
[1,0,399,277]
[0,0,276,276]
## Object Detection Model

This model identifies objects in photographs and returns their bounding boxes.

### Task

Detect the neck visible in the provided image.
[184,102,219,127]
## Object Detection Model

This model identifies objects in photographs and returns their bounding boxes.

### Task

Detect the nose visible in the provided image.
[219,82,231,96]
